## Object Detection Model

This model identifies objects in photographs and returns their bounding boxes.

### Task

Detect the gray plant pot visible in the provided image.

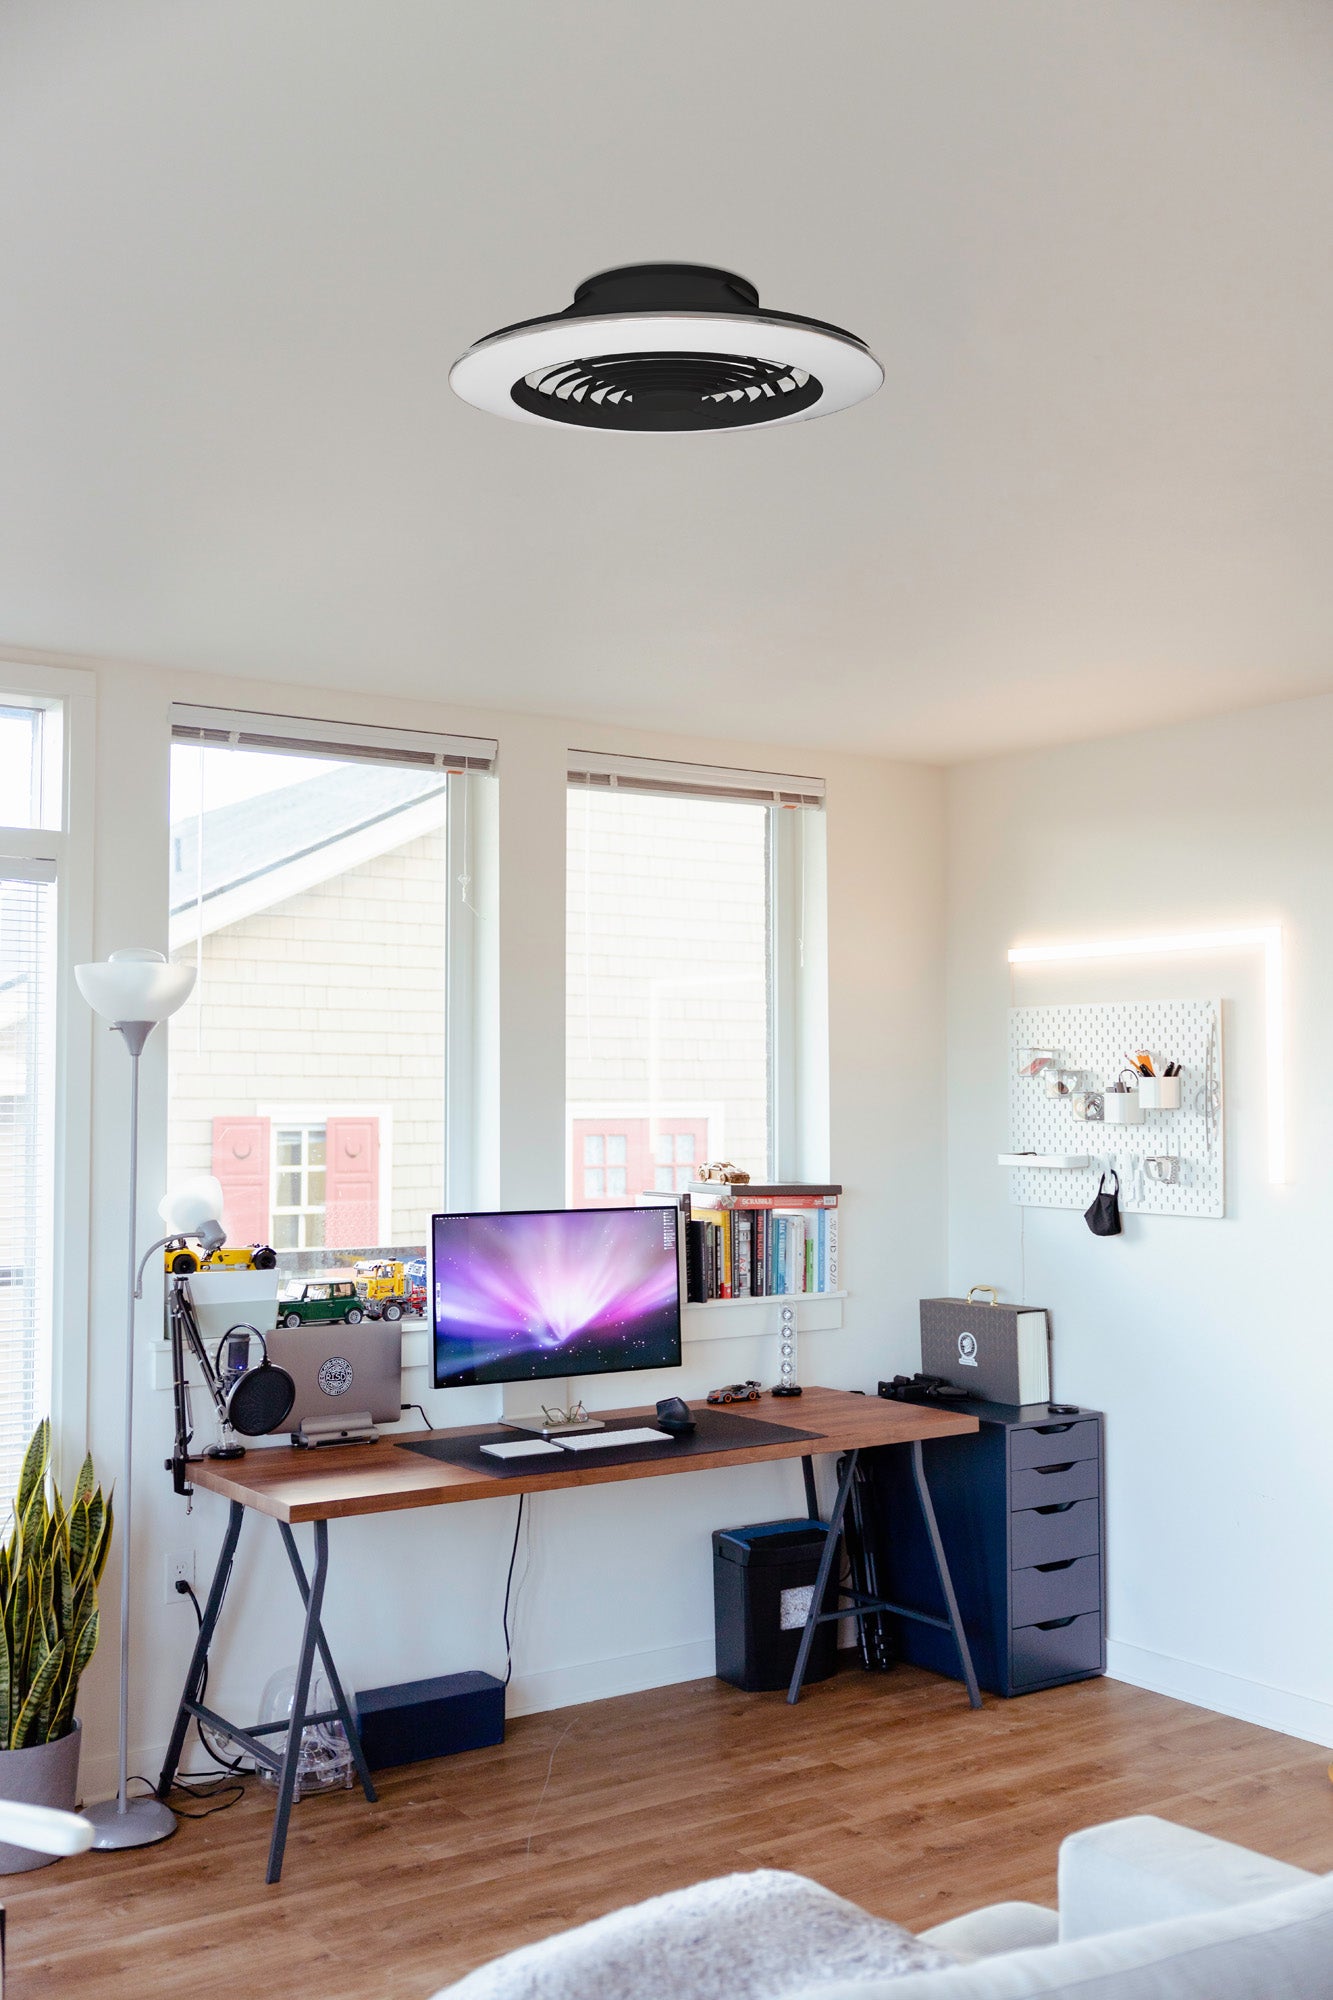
[0,1719,81,1873]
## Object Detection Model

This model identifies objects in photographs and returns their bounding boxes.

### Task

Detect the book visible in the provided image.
[689,1181,841,1208]
[643,1185,840,1302]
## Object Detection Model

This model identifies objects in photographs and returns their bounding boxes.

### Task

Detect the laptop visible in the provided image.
[264,1322,403,1445]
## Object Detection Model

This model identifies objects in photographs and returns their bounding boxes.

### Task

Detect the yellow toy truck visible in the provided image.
[354,1259,416,1322]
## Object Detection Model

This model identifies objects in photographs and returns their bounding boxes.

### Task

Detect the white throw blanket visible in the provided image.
[430,1868,952,2000]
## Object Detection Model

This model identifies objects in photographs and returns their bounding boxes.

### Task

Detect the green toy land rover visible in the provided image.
[277,1277,366,1328]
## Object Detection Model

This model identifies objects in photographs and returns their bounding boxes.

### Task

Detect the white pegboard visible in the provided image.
[1007,1000,1224,1217]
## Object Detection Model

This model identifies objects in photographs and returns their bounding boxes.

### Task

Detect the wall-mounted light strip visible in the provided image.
[1007,926,1285,1185]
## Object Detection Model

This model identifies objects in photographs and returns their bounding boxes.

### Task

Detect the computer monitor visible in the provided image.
[430,1205,682,1391]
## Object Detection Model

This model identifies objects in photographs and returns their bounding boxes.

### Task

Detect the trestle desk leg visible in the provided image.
[266,1519,330,1884]
[277,1520,377,1805]
[910,1439,982,1709]
[786,1449,858,1705]
[158,1500,244,1798]
[800,1454,819,1521]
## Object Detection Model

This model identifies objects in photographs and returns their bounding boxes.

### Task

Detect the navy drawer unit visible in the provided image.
[865,1397,1106,1697]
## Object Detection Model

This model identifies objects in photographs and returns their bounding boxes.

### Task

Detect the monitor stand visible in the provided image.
[499,1378,606,1439]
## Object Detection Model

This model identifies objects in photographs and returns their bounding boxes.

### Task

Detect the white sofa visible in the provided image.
[431,1815,1333,1999]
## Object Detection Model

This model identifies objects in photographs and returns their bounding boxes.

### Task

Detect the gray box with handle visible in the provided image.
[920,1285,1051,1406]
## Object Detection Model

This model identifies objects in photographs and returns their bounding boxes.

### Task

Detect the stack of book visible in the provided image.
[641,1183,841,1303]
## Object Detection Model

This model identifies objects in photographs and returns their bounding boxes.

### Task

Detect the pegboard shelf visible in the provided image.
[1007,999,1223,1218]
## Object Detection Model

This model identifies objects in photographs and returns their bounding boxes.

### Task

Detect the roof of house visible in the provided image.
[169,765,449,932]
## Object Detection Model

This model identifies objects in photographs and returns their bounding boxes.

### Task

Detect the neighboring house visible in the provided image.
[167,767,449,1256]
[167,769,770,1259]
[565,788,769,1201]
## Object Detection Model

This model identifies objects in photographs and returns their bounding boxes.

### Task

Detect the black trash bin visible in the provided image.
[712,1518,839,1692]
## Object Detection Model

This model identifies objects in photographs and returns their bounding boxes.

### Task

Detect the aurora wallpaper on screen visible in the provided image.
[431,1206,682,1388]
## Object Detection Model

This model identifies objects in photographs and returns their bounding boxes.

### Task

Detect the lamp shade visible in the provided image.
[158,1176,226,1237]
[75,948,196,1023]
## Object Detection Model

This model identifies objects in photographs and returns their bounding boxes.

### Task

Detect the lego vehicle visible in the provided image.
[706,1379,762,1405]
[277,1278,366,1328]
[404,1256,428,1315]
[354,1259,417,1322]
[163,1239,278,1276]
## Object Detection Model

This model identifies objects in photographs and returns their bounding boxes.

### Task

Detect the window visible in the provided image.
[566,753,825,1207]
[167,706,495,1290]
[0,693,68,1507]
[272,1124,326,1248]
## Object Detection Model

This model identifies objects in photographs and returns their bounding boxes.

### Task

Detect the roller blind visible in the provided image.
[567,749,824,808]
[0,865,55,1508]
[172,703,497,772]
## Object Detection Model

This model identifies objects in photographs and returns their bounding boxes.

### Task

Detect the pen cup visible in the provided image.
[1104,1086,1144,1125]
[1137,1076,1181,1109]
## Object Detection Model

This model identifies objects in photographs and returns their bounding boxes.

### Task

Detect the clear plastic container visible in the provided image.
[256,1668,353,1799]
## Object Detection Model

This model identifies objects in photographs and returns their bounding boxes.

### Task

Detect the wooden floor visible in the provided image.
[9,1668,1333,2000]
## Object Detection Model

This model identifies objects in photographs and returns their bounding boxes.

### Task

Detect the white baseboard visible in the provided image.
[1107,1639,1333,1750]
[506,1638,716,1718]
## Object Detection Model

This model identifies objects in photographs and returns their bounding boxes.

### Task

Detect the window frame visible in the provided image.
[0,659,96,1460]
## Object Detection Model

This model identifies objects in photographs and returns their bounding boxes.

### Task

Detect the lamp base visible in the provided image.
[85,1793,177,1849]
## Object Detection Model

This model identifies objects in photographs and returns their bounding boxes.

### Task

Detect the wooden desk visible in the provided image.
[160,1389,980,1881]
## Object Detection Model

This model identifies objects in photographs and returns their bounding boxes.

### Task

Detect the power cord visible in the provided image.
[127,1772,245,1820]
[174,1578,247,1774]
[400,1402,432,1428]
[502,1494,525,1687]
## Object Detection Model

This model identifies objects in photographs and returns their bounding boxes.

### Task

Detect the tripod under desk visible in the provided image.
[159,1387,981,1882]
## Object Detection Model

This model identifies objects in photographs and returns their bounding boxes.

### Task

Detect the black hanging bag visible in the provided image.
[1085,1171,1122,1237]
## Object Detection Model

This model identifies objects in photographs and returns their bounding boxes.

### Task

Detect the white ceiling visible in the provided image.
[1,2,1331,763]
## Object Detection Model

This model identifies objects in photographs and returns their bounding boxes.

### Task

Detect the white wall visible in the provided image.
[42,648,947,1795]
[946,692,1333,1745]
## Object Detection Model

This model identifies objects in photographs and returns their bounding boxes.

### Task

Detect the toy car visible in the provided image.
[277,1277,366,1328]
[354,1259,418,1322]
[163,1239,277,1276]
[706,1379,762,1405]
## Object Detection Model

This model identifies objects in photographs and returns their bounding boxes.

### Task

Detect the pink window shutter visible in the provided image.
[211,1116,271,1247]
[325,1117,380,1250]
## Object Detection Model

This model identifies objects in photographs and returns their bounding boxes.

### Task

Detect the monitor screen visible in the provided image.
[431,1206,682,1390]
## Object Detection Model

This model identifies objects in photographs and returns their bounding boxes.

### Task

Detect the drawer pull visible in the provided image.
[1034,1559,1075,1572]
[1035,1502,1074,1515]
[1034,1422,1074,1434]
[1035,1616,1077,1630]
[1034,1462,1075,1476]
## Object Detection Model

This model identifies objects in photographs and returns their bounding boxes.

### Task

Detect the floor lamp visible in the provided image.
[75,947,196,1849]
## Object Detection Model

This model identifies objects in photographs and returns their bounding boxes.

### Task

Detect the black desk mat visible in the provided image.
[397,1405,820,1478]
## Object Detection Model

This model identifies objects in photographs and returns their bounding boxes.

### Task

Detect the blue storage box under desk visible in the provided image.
[354,1670,505,1770]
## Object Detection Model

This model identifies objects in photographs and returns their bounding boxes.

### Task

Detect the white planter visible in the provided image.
[186,1267,279,1345]
[0,1720,81,1874]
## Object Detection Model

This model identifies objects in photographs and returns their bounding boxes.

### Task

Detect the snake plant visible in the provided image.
[0,1420,110,1750]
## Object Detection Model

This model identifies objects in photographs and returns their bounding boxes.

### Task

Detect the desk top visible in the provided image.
[183,1388,979,1524]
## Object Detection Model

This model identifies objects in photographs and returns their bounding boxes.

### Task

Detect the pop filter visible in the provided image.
[217,1326,296,1437]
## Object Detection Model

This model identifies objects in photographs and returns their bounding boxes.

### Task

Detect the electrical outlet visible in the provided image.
[164,1551,195,1605]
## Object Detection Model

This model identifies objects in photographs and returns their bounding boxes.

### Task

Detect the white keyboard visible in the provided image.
[556,1428,675,1452]
[480,1438,565,1460]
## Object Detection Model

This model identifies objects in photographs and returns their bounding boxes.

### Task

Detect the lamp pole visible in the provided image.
[75,948,196,1851]
[83,1020,176,1848]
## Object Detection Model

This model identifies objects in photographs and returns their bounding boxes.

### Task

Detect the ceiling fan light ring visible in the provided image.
[449,311,883,431]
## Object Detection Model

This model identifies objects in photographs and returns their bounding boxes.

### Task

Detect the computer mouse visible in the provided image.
[655,1396,696,1435]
